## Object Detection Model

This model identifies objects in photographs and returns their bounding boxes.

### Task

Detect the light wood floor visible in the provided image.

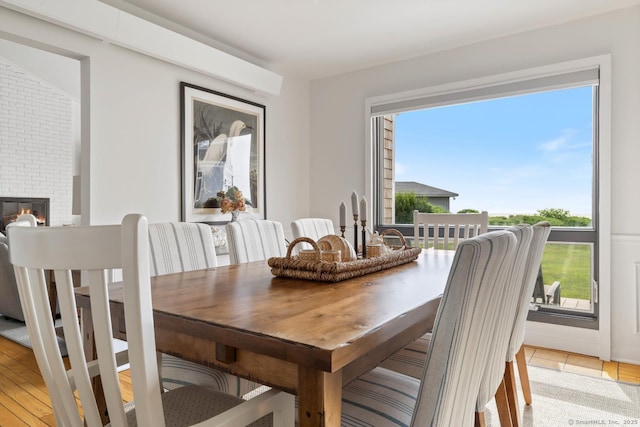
[524,345,640,384]
[0,335,132,426]
[1,335,639,425]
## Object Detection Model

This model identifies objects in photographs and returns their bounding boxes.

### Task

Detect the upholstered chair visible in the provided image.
[501,221,552,425]
[148,222,262,397]
[148,222,217,275]
[290,218,335,254]
[0,214,38,321]
[380,210,490,377]
[475,224,533,427]
[341,230,518,426]
[226,220,287,264]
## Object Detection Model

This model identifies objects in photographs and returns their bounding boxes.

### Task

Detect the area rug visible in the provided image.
[0,315,67,356]
[484,365,640,426]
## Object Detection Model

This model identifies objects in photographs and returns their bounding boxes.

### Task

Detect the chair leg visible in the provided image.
[515,346,532,405]
[156,351,166,393]
[495,378,514,427]
[474,410,486,427]
[504,361,520,427]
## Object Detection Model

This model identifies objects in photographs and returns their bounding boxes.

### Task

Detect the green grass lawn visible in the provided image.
[412,237,592,301]
[541,243,591,300]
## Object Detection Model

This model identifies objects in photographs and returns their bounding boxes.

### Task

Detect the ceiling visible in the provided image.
[102,0,640,80]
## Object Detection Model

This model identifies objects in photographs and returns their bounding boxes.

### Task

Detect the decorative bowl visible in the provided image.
[317,235,357,262]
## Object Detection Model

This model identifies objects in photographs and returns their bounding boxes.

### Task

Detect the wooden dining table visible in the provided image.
[75,248,455,427]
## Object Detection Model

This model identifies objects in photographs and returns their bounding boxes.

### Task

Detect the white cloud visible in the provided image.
[540,137,567,152]
[539,128,579,152]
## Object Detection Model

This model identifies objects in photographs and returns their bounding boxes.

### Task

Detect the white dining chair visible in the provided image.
[502,221,551,425]
[413,210,488,249]
[9,214,294,427]
[148,222,263,397]
[341,229,517,426]
[226,219,287,264]
[290,217,335,254]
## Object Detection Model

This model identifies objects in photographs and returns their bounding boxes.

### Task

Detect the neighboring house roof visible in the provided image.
[396,181,458,198]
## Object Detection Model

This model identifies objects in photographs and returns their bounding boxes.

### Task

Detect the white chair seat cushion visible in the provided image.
[125,385,272,427]
[379,334,431,380]
[161,354,262,397]
[342,367,419,427]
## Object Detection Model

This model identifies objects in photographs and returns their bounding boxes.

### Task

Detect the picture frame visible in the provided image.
[180,82,266,223]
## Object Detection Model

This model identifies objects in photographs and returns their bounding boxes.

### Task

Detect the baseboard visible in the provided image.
[524,320,603,359]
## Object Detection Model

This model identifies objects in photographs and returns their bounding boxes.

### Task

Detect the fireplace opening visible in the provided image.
[0,197,49,233]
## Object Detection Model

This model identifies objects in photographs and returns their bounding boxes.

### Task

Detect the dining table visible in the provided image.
[75,248,455,427]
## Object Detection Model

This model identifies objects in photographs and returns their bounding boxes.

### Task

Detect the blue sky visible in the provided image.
[394,86,594,217]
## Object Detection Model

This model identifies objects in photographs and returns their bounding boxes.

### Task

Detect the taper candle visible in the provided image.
[351,190,359,216]
[360,196,367,222]
[339,202,346,227]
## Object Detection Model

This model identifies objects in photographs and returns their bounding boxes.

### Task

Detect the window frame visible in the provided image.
[365,56,611,333]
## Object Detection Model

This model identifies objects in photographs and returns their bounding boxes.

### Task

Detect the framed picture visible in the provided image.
[181,82,266,223]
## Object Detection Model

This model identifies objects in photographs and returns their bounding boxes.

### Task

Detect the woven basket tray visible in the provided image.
[268,229,421,282]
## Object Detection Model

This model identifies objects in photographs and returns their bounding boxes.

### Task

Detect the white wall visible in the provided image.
[0,6,311,237]
[0,56,73,226]
[310,7,640,363]
[4,3,640,362]
[0,38,80,100]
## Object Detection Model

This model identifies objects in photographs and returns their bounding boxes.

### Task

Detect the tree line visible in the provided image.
[395,192,591,226]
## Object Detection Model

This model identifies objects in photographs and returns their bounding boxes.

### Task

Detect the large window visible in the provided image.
[370,64,603,328]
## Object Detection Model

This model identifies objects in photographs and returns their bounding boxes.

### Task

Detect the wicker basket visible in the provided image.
[366,244,382,258]
[268,230,421,282]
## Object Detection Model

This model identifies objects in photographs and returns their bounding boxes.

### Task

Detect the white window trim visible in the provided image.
[364,55,612,360]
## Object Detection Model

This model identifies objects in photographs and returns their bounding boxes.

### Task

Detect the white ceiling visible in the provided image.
[102,0,640,80]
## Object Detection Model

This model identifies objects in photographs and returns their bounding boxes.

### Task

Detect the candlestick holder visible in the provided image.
[340,225,346,238]
[361,220,367,258]
[353,214,359,257]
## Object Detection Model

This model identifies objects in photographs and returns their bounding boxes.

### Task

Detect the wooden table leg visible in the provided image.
[298,367,342,427]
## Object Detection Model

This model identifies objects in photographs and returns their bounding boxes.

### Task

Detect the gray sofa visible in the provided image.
[0,215,37,321]
[0,236,26,321]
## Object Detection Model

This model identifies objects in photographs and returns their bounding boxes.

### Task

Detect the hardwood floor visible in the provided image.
[0,336,132,426]
[524,345,640,384]
[0,335,56,426]
[1,335,638,425]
